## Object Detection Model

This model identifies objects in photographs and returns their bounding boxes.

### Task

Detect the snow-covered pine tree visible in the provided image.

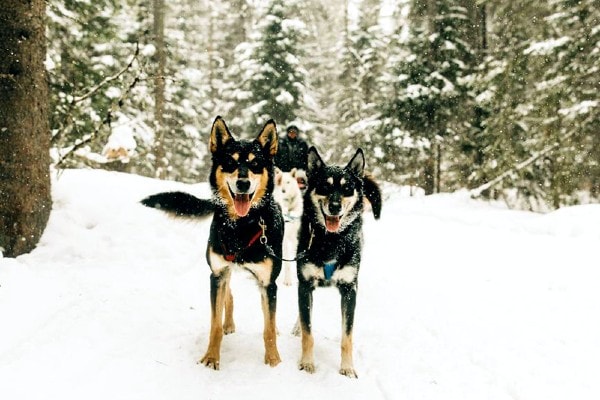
[380,0,474,192]
[526,0,600,206]
[218,0,263,134]
[47,0,138,167]
[245,0,309,132]
[337,0,362,127]
[47,0,215,182]
[292,0,343,150]
[354,0,386,120]
[467,1,554,208]
[153,0,213,182]
[435,0,597,209]
[336,0,387,166]
[118,0,211,182]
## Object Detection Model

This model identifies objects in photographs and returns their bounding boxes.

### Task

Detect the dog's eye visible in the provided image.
[247,159,262,172]
[342,185,354,196]
[315,185,330,196]
[222,156,238,172]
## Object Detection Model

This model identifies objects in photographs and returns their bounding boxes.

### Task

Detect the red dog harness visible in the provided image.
[220,218,267,262]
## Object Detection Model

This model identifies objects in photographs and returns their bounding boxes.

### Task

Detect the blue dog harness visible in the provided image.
[323,260,337,281]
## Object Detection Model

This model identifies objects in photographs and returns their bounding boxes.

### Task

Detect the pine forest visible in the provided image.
[46,0,599,211]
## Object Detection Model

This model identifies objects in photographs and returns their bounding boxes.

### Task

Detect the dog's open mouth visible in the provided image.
[321,205,342,232]
[229,187,254,217]
[325,215,341,232]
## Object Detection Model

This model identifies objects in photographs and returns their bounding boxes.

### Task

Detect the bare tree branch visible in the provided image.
[70,43,140,104]
[470,130,577,198]
[55,50,143,169]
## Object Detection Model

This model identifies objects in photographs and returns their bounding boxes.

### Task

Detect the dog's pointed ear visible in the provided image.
[209,116,234,154]
[307,146,324,175]
[346,148,365,176]
[256,119,278,157]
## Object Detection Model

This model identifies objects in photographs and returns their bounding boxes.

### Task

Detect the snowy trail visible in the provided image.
[1,169,599,400]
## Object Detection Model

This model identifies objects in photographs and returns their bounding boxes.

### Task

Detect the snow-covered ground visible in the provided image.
[1,169,599,400]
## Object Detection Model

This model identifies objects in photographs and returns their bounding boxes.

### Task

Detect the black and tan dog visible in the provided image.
[141,116,283,370]
[296,146,381,378]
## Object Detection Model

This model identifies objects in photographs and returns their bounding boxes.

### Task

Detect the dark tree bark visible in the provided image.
[152,0,167,179]
[0,0,52,257]
[463,0,488,61]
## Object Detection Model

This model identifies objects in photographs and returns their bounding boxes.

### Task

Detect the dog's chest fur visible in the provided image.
[209,200,282,258]
[297,214,363,287]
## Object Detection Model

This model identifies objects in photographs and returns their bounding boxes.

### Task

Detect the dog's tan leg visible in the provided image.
[261,284,281,366]
[298,281,315,372]
[339,283,358,378]
[200,271,230,370]
[299,328,315,373]
[340,331,357,378]
[223,280,235,334]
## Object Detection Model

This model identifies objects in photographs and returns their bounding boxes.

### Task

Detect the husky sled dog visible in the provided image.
[293,168,308,195]
[141,116,283,370]
[273,168,303,286]
[296,146,382,378]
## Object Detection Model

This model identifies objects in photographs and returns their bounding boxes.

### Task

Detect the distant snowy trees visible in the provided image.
[378,0,598,208]
[335,0,386,164]
[43,0,599,210]
[245,0,308,131]
[461,0,599,209]
[381,0,474,194]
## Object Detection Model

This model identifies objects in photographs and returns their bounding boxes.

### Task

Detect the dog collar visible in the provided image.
[324,260,337,280]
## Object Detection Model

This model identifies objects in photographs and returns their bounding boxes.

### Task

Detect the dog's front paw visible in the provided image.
[339,367,358,378]
[264,351,281,367]
[299,361,316,374]
[199,354,220,370]
[223,322,236,335]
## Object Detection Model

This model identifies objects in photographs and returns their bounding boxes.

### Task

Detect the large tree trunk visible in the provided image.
[0,0,51,258]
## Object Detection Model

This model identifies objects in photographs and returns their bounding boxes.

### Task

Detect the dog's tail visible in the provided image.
[141,191,215,218]
[363,175,382,220]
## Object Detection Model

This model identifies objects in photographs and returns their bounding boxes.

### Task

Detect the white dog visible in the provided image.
[273,168,304,286]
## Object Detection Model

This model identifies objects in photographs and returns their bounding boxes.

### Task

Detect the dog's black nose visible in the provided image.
[236,179,251,193]
[328,200,342,215]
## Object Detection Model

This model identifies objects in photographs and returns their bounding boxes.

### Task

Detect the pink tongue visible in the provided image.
[325,215,341,232]
[234,194,251,217]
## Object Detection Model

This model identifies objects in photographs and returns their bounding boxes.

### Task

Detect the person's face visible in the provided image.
[288,130,297,139]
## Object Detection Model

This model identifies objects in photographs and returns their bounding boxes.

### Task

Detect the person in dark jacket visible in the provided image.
[275,125,309,172]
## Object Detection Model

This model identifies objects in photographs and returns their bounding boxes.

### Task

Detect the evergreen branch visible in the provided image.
[55,67,142,169]
[51,42,141,147]
[0,73,16,81]
[71,42,140,104]
[470,130,577,198]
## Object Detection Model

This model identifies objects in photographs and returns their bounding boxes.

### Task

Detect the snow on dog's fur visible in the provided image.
[141,117,283,370]
[295,146,382,378]
[273,168,304,286]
